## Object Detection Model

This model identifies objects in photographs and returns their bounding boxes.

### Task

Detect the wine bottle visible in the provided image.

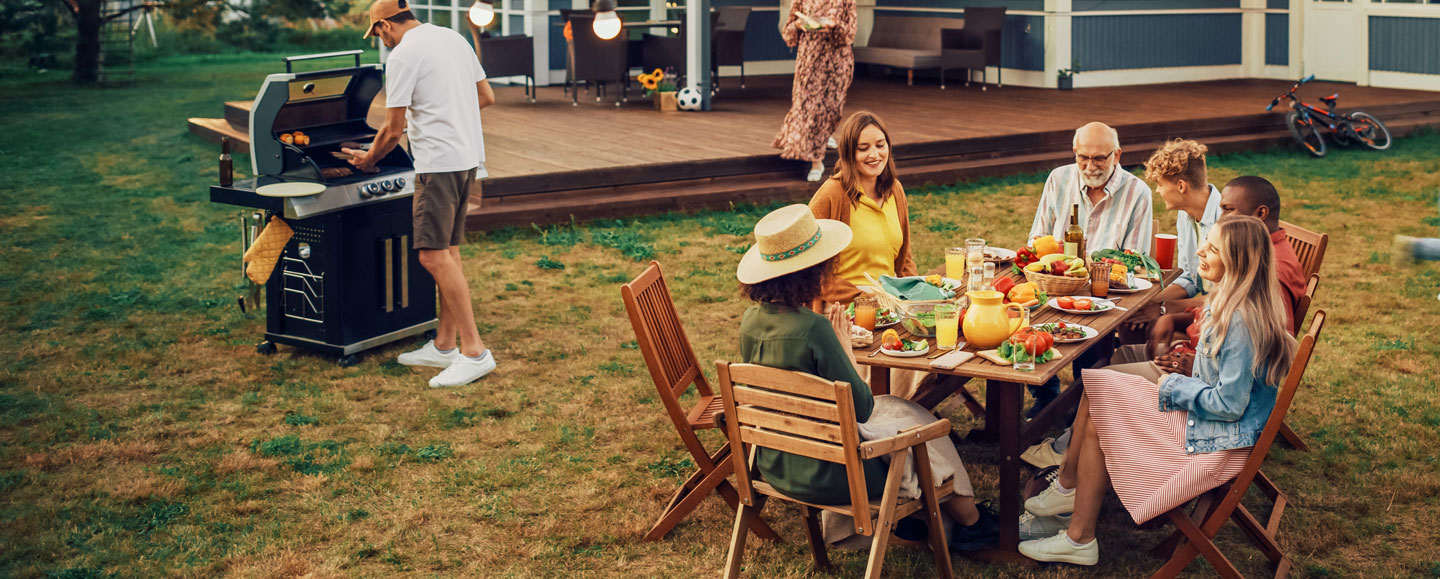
[1065,203,1085,260]
[219,136,234,187]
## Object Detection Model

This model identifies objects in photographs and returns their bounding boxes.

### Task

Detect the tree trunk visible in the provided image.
[73,0,103,84]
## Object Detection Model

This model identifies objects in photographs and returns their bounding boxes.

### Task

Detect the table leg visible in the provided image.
[992,380,1024,553]
[868,366,891,396]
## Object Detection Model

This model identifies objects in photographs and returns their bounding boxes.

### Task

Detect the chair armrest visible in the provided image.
[859,419,952,458]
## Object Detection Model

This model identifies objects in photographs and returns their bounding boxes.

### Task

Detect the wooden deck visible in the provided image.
[187,75,1440,228]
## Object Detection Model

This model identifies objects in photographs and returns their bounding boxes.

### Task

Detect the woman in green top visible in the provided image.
[736,205,998,550]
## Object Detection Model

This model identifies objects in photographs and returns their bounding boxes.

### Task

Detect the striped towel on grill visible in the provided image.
[1080,368,1251,524]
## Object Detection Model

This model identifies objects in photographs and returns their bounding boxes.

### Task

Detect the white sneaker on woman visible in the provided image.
[1025,478,1077,517]
[429,350,496,388]
[1019,530,1098,565]
[1019,512,1072,540]
[827,137,838,149]
[397,340,457,369]
[806,164,825,182]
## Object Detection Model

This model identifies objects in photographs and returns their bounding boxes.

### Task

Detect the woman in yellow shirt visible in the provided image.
[808,111,918,306]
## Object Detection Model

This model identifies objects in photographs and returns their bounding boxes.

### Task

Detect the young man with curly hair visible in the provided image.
[1125,139,1221,331]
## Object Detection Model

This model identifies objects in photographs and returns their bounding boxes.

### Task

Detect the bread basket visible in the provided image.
[1022,269,1090,296]
[863,273,959,338]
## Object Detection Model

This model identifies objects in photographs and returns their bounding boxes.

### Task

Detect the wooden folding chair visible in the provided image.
[1276,273,1320,451]
[621,262,779,542]
[1149,310,1326,579]
[717,361,957,579]
[1280,220,1328,279]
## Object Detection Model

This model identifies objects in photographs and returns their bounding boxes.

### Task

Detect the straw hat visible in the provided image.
[736,205,853,285]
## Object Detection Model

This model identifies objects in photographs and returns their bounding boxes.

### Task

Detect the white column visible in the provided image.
[855,0,877,47]
[1045,0,1072,89]
[1241,0,1265,78]
[526,0,551,86]
[686,0,711,108]
[1354,0,1371,86]
[649,0,667,36]
[1288,0,1300,78]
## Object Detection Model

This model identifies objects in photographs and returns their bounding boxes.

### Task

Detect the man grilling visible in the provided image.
[344,0,498,387]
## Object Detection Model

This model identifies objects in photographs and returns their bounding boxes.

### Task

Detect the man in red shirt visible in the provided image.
[1151,176,1308,373]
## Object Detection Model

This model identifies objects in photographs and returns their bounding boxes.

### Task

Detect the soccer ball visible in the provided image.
[676,87,703,111]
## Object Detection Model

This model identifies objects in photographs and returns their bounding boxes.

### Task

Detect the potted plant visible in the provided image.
[1057,60,1081,91]
[639,68,679,112]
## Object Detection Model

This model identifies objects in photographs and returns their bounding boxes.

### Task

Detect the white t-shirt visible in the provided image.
[385,23,487,175]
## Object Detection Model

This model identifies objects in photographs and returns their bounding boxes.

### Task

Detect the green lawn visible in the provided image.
[2,53,1438,578]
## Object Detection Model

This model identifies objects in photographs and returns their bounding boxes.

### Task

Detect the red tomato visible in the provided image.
[1024,334,1047,356]
[1056,296,1075,310]
[1072,298,1093,311]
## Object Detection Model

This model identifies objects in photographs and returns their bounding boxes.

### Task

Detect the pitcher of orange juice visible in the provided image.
[962,290,1029,349]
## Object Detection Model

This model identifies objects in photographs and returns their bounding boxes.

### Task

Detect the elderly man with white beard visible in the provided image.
[1019,122,1155,422]
[1029,122,1155,254]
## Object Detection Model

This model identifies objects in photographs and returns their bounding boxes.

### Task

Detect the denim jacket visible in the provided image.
[1157,308,1277,454]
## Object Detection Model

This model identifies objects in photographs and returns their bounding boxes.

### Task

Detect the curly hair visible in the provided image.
[739,258,835,309]
[1143,139,1209,189]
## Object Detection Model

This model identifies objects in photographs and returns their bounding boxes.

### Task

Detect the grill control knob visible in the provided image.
[362,183,380,197]
[381,179,397,193]
[394,177,407,190]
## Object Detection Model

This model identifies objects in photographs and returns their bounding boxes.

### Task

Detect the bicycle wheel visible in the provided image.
[1346,111,1392,151]
[1286,111,1326,158]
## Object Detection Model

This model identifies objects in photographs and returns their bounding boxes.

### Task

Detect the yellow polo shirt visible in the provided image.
[835,194,904,288]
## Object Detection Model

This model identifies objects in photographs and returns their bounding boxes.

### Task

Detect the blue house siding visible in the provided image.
[1073,13,1242,70]
[1266,0,1286,9]
[1073,0,1238,10]
[1369,16,1440,75]
[1265,13,1287,67]
[875,0,1043,10]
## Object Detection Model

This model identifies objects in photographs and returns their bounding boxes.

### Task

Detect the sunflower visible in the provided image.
[638,73,658,91]
[650,68,665,81]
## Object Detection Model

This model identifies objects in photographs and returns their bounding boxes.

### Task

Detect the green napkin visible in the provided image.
[879,275,953,301]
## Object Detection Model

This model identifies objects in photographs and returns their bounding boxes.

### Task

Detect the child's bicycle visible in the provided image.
[1266,75,1392,158]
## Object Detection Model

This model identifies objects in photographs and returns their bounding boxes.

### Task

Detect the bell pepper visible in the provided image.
[1007,281,1038,304]
[1014,246,1039,267]
[1033,235,1062,257]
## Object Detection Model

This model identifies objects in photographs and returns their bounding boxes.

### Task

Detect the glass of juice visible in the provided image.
[854,296,877,331]
[935,303,960,350]
[1089,263,1110,298]
[945,248,966,280]
[966,238,986,270]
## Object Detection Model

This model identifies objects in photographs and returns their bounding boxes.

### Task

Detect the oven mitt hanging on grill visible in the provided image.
[242,216,294,285]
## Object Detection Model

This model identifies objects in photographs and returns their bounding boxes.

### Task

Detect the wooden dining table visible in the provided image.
[852,266,1182,562]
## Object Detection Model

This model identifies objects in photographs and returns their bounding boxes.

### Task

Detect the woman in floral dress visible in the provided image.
[774,0,856,182]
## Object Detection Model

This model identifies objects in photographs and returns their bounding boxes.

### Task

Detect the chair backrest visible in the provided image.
[962,6,1006,33]
[1292,274,1319,338]
[716,361,875,534]
[712,7,749,66]
[1229,310,1325,495]
[569,13,629,81]
[642,33,686,76]
[714,6,751,31]
[867,15,956,50]
[621,262,713,441]
[479,34,535,79]
[1279,220,1328,278]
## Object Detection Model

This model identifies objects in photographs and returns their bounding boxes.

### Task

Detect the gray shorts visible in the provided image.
[413,169,477,249]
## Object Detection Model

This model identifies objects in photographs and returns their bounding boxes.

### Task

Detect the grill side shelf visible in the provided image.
[210,181,286,211]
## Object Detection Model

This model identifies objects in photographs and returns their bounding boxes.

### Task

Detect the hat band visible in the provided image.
[761,227,823,262]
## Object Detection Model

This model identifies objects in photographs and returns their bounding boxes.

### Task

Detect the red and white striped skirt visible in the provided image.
[1080,368,1251,524]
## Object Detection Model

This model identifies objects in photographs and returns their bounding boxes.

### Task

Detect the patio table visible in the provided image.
[852,266,1182,562]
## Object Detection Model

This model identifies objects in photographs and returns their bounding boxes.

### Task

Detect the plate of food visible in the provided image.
[1046,296,1116,315]
[1108,277,1154,294]
[882,339,931,358]
[847,302,900,328]
[1030,321,1097,343]
[984,247,1018,264]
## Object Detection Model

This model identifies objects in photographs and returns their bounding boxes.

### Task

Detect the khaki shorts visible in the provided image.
[413,169,477,249]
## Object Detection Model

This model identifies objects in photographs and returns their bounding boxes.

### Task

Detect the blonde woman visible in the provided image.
[1019,216,1297,565]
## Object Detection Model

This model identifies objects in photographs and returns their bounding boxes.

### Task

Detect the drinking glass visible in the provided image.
[854,296,877,331]
[983,262,996,289]
[1011,337,1035,371]
[968,264,985,292]
[1089,263,1110,298]
[935,303,960,350]
[945,247,966,280]
[966,237,986,271]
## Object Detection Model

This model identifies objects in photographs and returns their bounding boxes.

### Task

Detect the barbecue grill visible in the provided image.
[211,51,437,366]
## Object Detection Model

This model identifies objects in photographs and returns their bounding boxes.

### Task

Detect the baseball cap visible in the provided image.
[363,0,411,38]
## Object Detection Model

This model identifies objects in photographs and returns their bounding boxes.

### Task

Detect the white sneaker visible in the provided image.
[397,340,457,369]
[806,164,825,182]
[1021,437,1065,468]
[1018,530,1098,565]
[827,137,838,149]
[1019,512,1072,540]
[429,350,496,388]
[1025,478,1077,517]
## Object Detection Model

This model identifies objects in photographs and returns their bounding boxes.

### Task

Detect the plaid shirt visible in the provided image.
[1028,164,1154,255]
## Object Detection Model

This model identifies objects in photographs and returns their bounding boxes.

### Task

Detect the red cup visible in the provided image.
[1154,234,1178,270]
